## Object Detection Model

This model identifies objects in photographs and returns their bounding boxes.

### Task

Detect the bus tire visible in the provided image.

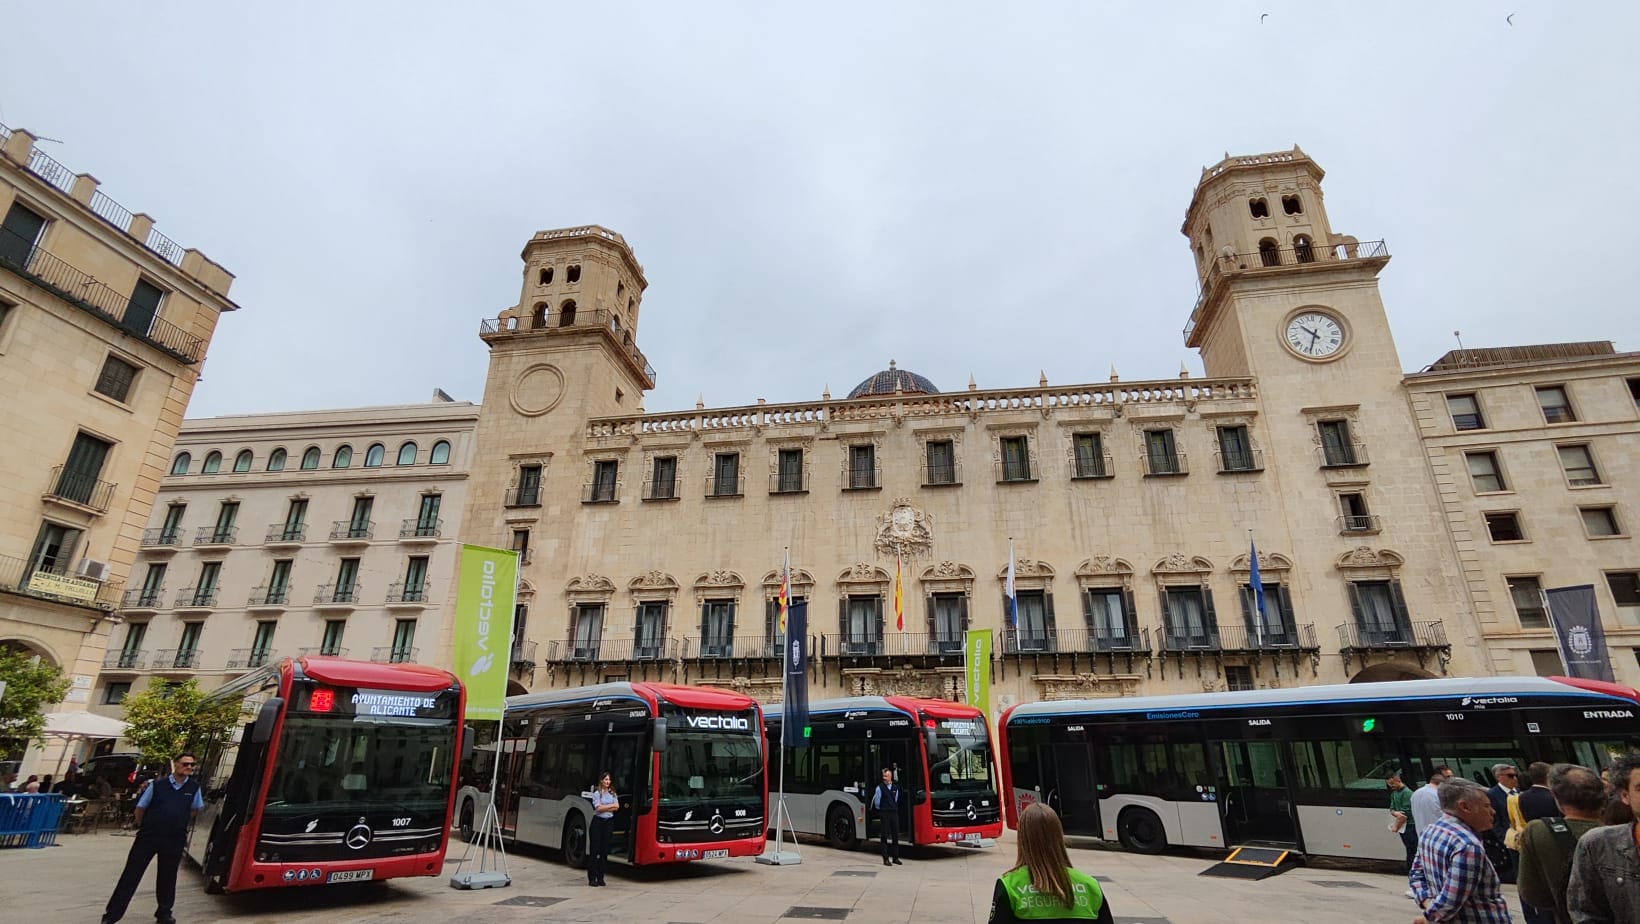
[1116,807,1167,855]
[562,814,588,869]
[825,803,857,851]
[458,800,475,843]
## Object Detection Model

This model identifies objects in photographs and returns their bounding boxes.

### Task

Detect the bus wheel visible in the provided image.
[458,801,475,843]
[1116,807,1167,855]
[825,804,857,851]
[562,815,588,869]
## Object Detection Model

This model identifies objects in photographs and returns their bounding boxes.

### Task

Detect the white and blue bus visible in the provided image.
[1000,675,1640,861]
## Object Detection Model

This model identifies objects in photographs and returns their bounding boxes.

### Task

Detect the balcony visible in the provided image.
[1338,514,1383,535]
[1002,629,1059,655]
[140,527,183,551]
[823,632,968,659]
[1141,452,1189,477]
[193,525,237,550]
[297,646,349,658]
[0,225,206,362]
[1319,442,1371,469]
[1214,449,1264,474]
[922,461,962,487]
[505,484,542,508]
[246,585,289,611]
[43,465,116,514]
[480,307,657,389]
[226,648,276,670]
[581,481,620,504]
[842,464,882,492]
[314,583,363,610]
[120,587,165,613]
[329,520,373,544]
[769,470,810,495]
[399,519,441,543]
[641,478,679,502]
[1218,624,1320,652]
[152,648,203,672]
[174,586,218,611]
[102,649,146,671]
[994,459,1038,484]
[1069,452,1114,481]
[0,552,122,612]
[1159,625,1222,653]
[705,474,745,499]
[1087,626,1153,655]
[264,524,306,548]
[371,646,419,664]
[510,639,538,674]
[1338,620,1452,673]
[684,635,782,660]
[1184,239,1390,345]
[386,582,432,606]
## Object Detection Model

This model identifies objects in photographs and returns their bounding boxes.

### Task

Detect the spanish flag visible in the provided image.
[894,553,904,631]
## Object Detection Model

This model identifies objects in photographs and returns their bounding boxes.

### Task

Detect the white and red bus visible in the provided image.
[189,656,466,892]
[1000,675,1640,861]
[763,696,1002,849]
[455,682,766,867]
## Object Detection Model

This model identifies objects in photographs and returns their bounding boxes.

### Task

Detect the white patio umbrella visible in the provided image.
[39,711,130,776]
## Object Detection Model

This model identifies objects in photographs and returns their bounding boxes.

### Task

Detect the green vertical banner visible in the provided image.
[964,628,992,719]
[452,544,518,722]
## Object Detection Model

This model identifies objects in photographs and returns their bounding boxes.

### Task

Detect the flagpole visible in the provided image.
[1248,529,1264,651]
[760,546,801,865]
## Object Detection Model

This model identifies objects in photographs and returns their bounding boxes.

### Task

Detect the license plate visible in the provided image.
[327,869,374,883]
[963,833,982,841]
[703,849,729,860]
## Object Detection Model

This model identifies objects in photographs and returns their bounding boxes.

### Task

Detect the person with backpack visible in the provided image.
[1517,764,1604,924]
[1568,753,1640,924]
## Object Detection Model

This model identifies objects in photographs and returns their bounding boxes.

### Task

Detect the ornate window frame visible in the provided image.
[996,558,1055,592]
[692,570,745,605]
[1075,556,1135,592]
[920,561,975,597]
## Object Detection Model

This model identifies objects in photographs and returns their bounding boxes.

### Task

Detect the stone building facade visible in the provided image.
[448,148,1633,723]
[0,123,237,770]
[94,399,479,715]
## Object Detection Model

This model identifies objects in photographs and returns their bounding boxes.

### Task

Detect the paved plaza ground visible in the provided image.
[1,828,1528,924]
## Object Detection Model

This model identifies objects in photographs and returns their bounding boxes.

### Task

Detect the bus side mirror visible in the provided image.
[652,717,668,753]
[250,698,283,745]
[924,726,939,761]
[461,725,476,763]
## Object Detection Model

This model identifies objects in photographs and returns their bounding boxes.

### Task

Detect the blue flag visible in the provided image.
[1005,543,1018,627]
[782,601,810,748]
[1248,539,1267,631]
[1546,585,1614,682]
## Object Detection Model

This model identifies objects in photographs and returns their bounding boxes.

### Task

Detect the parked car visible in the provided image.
[78,753,166,795]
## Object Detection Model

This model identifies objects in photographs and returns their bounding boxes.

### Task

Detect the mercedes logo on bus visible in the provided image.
[346,823,374,850]
[708,814,726,835]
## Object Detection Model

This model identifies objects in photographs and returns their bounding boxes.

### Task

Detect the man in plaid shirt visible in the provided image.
[1411,778,1511,924]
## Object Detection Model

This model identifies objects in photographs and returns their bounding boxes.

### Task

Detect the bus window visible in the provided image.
[1289,737,1406,807]
[1103,730,1208,801]
[1419,741,1521,788]
[1572,739,1640,772]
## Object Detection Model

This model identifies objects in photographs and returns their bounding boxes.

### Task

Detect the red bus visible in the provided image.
[455,682,766,867]
[188,656,467,892]
[763,696,1002,849]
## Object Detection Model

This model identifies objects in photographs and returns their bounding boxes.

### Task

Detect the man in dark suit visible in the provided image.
[1518,762,1558,822]
[1487,763,1521,884]
[870,767,902,866]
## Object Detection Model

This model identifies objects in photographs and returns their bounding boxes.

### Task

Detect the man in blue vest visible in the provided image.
[870,767,902,866]
[102,752,203,924]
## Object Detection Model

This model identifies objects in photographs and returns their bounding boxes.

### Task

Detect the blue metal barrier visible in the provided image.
[0,793,66,848]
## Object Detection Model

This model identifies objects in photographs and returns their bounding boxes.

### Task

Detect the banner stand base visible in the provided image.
[756,849,803,866]
[450,870,512,889]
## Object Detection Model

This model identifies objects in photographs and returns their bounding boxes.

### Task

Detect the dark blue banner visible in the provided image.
[1546,584,1614,682]
[782,601,809,748]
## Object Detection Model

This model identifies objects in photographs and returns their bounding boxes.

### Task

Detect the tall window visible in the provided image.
[1339,492,1374,532]
[1447,394,1486,431]
[1163,587,1215,648]
[1240,581,1294,646]
[930,593,967,651]
[300,446,321,469]
[647,457,676,500]
[712,452,741,496]
[848,444,877,489]
[1084,588,1131,650]
[0,201,49,267]
[283,498,308,538]
[170,452,190,476]
[139,562,167,605]
[321,619,346,656]
[246,622,275,668]
[178,622,204,667]
[1558,445,1602,486]
[514,463,543,505]
[590,460,619,502]
[842,595,881,654]
[336,558,361,599]
[27,521,82,575]
[363,443,385,467]
[119,623,147,662]
[202,450,222,474]
[1536,385,1576,423]
[396,442,417,465]
[390,620,417,661]
[122,279,165,337]
[511,528,530,564]
[925,440,957,485]
[266,448,287,472]
[776,448,805,493]
[94,355,139,402]
[1144,428,1181,475]
[332,445,353,469]
[430,440,451,465]
[1216,425,1255,472]
[267,559,293,603]
[1257,237,1280,266]
[635,601,667,659]
[213,500,239,537]
[160,503,185,543]
[232,449,253,473]
[1466,451,1507,492]
[1000,436,1032,482]
[1014,590,1052,650]
[1072,433,1107,479]
[1349,580,1411,645]
[416,493,441,534]
[572,604,605,659]
[404,556,430,598]
[701,600,735,656]
[1293,234,1315,263]
[1607,572,1640,627]
[56,431,113,505]
[1317,420,1358,466]
[194,561,222,605]
[348,496,373,537]
[1507,576,1548,629]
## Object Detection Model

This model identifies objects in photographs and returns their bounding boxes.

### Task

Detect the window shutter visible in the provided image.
[1159,588,1173,637]
[1277,585,1297,635]
[1238,585,1254,633]
[874,595,885,642]
[1081,589,1095,630]
[959,594,970,631]
[700,601,710,639]
[766,597,778,640]
[839,597,849,637]
[727,600,737,637]
[1389,580,1413,634]
[926,595,937,635]
[1122,590,1138,636]
[1044,590,1057,632]
[1346,583,1366,631]
[1201,587,1219,644]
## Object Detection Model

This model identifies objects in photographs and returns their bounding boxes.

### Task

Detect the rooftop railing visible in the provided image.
[480,308,657,386]
[1184,239,1388,342]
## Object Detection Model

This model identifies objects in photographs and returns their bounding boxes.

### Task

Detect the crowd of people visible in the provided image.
[1398,753,1640,924]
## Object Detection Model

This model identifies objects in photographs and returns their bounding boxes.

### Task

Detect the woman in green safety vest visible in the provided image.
[988,803,1114,924]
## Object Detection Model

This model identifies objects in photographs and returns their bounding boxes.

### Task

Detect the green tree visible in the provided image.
[122,679,244,766]
[0,647,71,751]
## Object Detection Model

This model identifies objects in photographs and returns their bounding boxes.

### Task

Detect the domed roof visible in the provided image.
[847,360,938,399]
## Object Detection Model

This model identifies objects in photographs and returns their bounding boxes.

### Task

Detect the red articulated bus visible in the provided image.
[189,656,466,892]
[455,682,767,867]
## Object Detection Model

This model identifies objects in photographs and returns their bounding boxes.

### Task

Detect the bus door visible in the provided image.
[865,738,912,838]
[1036,742,1101,837]
[601,732,644,862]
[1211,738,1298,847]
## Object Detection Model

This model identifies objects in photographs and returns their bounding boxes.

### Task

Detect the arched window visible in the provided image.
[397,442,418,466]
[1282,194,1303,215]
[531,302,548,329]
[332,445,353,469]
[233,450,253,473]
[1249,198,1270,219]
[267,448,287,472]
[1258,238,1281,267]
[170,452,191,476]
[301,446,322,470]
[430,440,451,465]
[539,266,553,285]
[559,300,577,327]
[364,443,385,468]
[566,264,581,283]
[202,451,222,474]
[627,297,635,316]
[1294,234,1315,264]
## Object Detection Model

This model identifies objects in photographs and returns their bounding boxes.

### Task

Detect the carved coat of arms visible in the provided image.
[875,498,933,557]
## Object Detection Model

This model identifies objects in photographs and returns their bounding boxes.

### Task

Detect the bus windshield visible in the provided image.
[659,732,762,805]
[928,717,993,794]
[264,716,456,818]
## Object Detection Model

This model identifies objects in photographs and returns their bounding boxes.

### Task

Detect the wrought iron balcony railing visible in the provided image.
[121,587,165,610]
[175,586,218,608]
[371,646,419,664]
[1184,239,1389,342]
[153,648,202,670]
[102,648,146,670]
[399,518,442,539]
[0,552,122,612]
[330,520,373,541]
[705,474,745,498]
[1319,442,1371,468]
[769,470,810,494]
[1141,452,1189,477]
[505,484,542,507]
[141,527,182,547]
[642,478,678,501]
[386,581,432,604]
[1337,620,1448,651]
[510,639,538,669]
[247,585,289,607]
[44,465,116,513]
[683,635,783,660]
[1159,625,1223,653]
[581,481,621,504]
[480,308,657,387]
[193,525,237,547]
[1338,514,1382,534]
[1069,452,1114,480]
[226,648,276,670]
[265,524,306,544]
[298,646,350,658]
[922,461,962,486]
[1214,448,1264,474]
[1217,623,1319,652]
[314,583,363,605]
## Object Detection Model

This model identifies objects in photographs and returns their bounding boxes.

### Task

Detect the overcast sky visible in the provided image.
[4,3,1633,418]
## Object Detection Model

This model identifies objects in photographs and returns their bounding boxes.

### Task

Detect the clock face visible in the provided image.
[1285,312,1345,359]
